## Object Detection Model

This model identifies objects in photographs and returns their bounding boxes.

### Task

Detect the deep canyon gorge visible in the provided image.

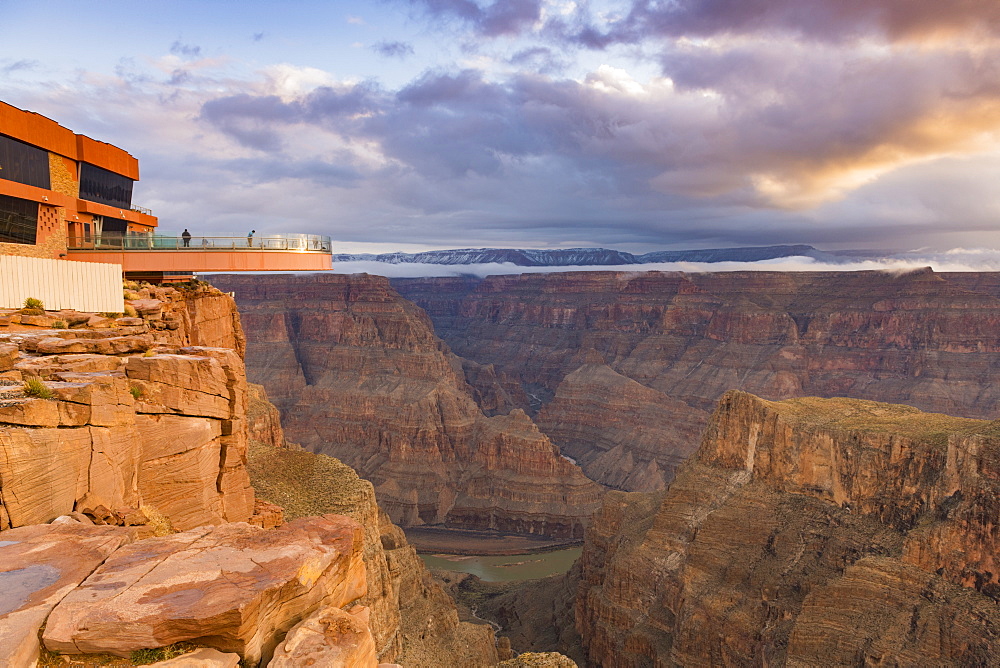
[3,268,1000,666]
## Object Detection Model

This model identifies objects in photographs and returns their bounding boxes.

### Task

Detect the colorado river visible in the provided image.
[420,547,582,582]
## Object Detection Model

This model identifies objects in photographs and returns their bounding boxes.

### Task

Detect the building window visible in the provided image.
[79,162,133,209]
[0,194,38,245]
[0,134,51,190]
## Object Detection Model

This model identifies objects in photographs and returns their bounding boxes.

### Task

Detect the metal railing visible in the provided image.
[130,205,154,216]
[68,233,332,253]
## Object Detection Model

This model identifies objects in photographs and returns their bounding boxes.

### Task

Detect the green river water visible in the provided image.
[420,547,582,582]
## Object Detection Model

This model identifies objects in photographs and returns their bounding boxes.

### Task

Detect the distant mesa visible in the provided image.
[332,244,850,266]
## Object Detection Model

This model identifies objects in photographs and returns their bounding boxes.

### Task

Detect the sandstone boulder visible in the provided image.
[498,653,578,667]
[130,298,165,316]
[43,515,366,665]
[0,343,17,371]
[150,648,241,667]
[33,334,153,355]
[268,605,378,667]
[0,523,131,668]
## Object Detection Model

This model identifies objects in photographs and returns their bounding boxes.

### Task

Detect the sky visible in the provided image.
[2,0,999,254]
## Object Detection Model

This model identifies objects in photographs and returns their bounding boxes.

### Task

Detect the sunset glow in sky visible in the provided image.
[3,0,999,252]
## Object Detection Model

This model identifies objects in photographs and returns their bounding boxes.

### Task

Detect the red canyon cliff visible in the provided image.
[574,391,1000,666]
[395,269,1000,491]
[209,273,603,538]
[0,284,507,666]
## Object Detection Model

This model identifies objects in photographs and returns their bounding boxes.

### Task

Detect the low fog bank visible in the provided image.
[331,249,1000,279]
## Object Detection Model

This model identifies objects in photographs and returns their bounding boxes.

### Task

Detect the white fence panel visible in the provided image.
[0,256,123,312]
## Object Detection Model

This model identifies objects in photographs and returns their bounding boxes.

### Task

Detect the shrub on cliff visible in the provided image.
[23,377,53,399]
[21,297,44,315]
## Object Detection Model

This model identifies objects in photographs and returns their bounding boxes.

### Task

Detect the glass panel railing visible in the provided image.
[68,233,332,253]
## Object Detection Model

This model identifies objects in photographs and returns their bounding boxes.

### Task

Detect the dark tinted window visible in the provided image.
[0,134,50,189]
[101,217,128,233]
[0,194,38,245]
[79,162,133,208]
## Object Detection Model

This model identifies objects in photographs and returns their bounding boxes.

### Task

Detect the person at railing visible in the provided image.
[182,229,192,247]
[247,230,255,247]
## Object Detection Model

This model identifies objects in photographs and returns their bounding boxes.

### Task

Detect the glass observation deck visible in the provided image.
[68,232,332,252]
[65,232,334,275]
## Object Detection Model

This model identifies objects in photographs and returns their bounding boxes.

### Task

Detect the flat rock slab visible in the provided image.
[151,648,241,667]
[0,523,131,668]
[268,605,377,668]
[44,515,366,665]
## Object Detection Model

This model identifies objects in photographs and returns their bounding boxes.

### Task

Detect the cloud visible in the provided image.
[405,0,543,37]
[326,249,1000,279]
[10,4,1000,254]
[556,0,1000,48]
[169,40,202,59]
[0,59,38,76]
[508,47,569,75]
[373,41,415,58]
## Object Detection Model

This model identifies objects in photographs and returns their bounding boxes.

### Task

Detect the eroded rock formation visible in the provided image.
[574,391,1000,666]
[246,436,500,666]
[0,286,406,667]
[0,345,254,532]
[211,272,603,538]
[395,269,1000,491]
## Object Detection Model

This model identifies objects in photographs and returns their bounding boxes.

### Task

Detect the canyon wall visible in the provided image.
[395,269,1000,490]
[211,272,603,538]
[0,299,256,532]
[0,286,506,667]
[574,391,1000,666]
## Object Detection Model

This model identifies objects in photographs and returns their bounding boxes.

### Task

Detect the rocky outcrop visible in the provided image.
[43,516,365,664]
[0,345,254,532]
[0,523,133,668]
[247,437,500,666]
[574,391,1000,666]
[497,653,578,668]
[395,269,1000,491]
[269,605,378,667]
[211,273,603,539]
[0,284,400,667]
[247,383,289,449]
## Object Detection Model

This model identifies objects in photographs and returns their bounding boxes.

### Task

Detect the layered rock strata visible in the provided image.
[0,343,254,531]
[395,269,1000,490]
[211,273,602,538]
[0,281,245,355]
[2,283,484,667]
[574,391,1000,666]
